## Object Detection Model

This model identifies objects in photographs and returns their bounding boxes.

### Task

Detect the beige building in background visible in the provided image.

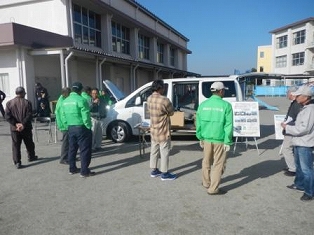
[257,45,272,73]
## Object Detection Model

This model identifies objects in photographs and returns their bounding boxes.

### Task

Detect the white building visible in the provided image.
[270,17,314,77]
[0,0,196,106]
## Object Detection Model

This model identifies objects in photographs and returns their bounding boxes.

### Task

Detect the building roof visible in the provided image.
[0,22,73,48]
[129,0,189,42]
[269,17,314,34]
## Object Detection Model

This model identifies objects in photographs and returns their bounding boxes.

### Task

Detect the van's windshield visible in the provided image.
[202,81,237,98]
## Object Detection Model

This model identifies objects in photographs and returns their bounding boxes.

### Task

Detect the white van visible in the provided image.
[103,75,244,142]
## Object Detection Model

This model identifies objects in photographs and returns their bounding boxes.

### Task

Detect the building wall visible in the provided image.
[271,20,314,75]
[0,0,192,100]
[0,48,19,100]
[257,45,272,73]
[110,0,188,50]
[0,0,69,36]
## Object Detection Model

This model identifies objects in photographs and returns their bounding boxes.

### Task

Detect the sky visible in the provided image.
[136,0,314,76]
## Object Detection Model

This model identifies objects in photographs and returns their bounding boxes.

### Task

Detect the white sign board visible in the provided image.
[274,115,286,140]
[232,102,260,137]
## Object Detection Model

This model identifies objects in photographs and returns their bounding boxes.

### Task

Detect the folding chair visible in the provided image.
[34,116,53,143]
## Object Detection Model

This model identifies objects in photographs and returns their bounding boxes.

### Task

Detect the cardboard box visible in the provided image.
[170,111,184,127]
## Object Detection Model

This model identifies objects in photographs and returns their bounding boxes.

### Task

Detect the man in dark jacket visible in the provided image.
[5,87,38,169]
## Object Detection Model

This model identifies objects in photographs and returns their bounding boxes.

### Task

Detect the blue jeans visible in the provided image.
[68,126,92,175]
[294,146,314,197]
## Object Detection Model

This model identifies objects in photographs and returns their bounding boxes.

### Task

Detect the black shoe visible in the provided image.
[15,163,22,169]
[283,167,289,172]
[284,171,296,177]
[286,184,304,192]
[92,147,102,152]
[28,156,38,162]
[68,168,80,175]
[80,171,96,178]
[207,189,227,195]
[300,193,313,201]
[59,160,68,165]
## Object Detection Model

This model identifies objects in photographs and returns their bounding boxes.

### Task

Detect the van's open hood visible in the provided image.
[102,80,126,102]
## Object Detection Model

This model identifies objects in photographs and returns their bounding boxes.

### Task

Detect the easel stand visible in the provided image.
[233,136,260,155]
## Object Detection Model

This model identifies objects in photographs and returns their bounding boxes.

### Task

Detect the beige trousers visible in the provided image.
[202,142,227,194]
[281,135,296,172]
[150,138,171,173]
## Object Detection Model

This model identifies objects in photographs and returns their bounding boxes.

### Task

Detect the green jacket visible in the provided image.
[55,95,67,131]
[61,92,92,129]
[100,94,113,105]
[196,95,233,145]
[81,91,92,106]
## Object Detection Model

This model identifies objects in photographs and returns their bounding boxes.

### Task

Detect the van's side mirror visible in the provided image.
[135,96,141,105]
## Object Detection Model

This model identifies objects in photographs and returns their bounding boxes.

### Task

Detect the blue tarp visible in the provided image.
[254,86,288,96]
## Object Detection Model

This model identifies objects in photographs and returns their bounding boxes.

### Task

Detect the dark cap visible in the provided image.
[15,86,26,95]
[72,82,83,91]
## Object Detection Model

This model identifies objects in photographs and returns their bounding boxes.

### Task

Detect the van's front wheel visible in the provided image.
[109,121,130,143]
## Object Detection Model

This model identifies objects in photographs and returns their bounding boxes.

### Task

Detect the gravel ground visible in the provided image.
[0,97,313,235]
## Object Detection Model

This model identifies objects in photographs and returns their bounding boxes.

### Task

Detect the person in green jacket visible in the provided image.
[60,82,95,178]
[55,87,71,164]
[99,89,113,106]
[81,86,92,106]
[196,81,233,195]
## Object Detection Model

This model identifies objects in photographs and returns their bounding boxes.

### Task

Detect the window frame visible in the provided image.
[138,34,150,60]
[0,73,10,96]
[293,30,306,45]
[259,51,264,58]
[275,55,287,68]
[73,3,101,47]
[276,35,287,49]
[157,42,164,63]
[292,52,305,66]
[112,21,130,54]
[170,47,175,66]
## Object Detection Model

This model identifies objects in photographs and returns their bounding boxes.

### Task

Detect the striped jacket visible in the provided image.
[147,92,174,143]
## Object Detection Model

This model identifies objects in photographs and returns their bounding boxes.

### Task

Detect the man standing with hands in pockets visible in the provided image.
[196,81,233,195]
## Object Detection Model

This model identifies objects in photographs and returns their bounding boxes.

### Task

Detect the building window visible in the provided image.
[276,35,287,49]
[73,4,101,47]
[259,51,264,58]
[292,52,305,66]
[293,30,305,45]
[138,34,150,59]
[112,21,130,54]
[157,42,164,63]
[259,66,264,72]
[275,55,287,68]
[170,47,175,66]
[0,73,10,96]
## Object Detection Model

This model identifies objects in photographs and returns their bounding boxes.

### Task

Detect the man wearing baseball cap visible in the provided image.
[282,85,314,201]
[196,81,233,195]
[60,82,95,178]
